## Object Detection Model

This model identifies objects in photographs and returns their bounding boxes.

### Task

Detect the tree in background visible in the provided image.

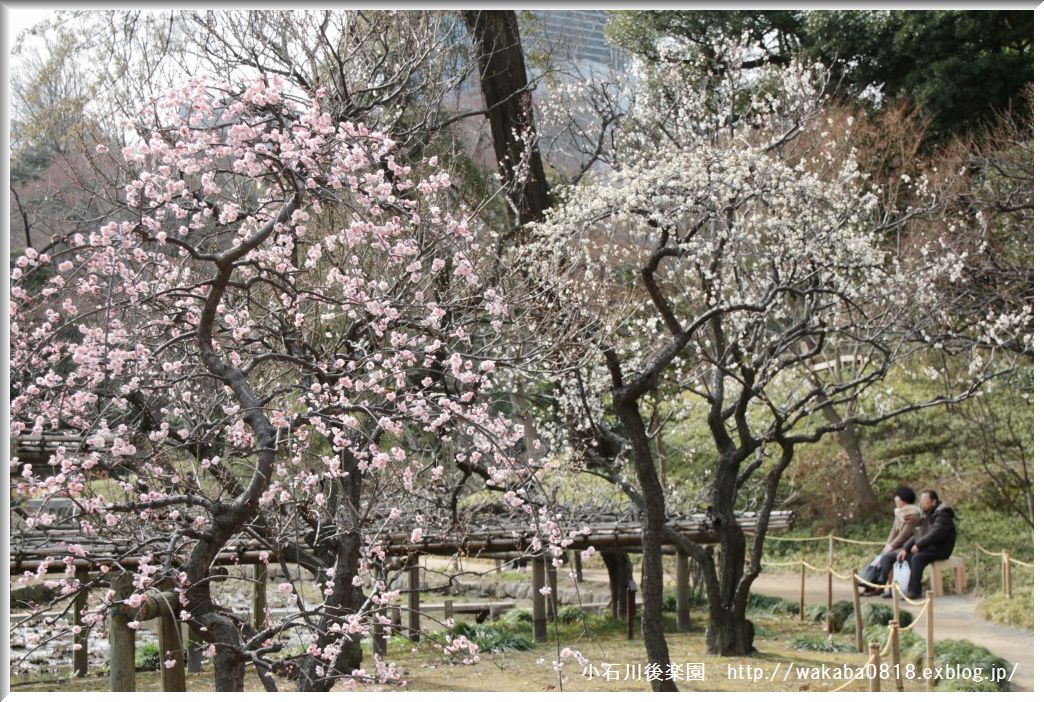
[607,9,1033,141]
[525,50,1016,669]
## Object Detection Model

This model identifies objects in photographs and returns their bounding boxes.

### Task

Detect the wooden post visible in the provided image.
[109,609,136,691]
[799,562,806,622]
[532,557,547,643]
[626,582,636,641]
[925,590,935,691]
[974,548,980,592]
[253,563,267,631]
[890,621,903,692]
[73,570,89,677]
[159,604,187,692]
[373,606,388,657]
[676,553,690,632]
[390,605,402,635]
[574,550,583,583]
[443,600,454,623]
[1003,552,1012,598]
[891,582,901,626]
[408,553,421,642]
[109,575,135,692]
[186,624,203,673]
[852,570,864,653]
[826,568,834,633]
[869,642,881,692]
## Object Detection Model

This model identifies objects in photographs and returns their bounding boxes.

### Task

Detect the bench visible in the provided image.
[929,557,967,595]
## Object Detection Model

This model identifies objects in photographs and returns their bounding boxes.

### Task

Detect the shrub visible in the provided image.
[450,621,535,653]
[931,639,1012,692]
[792,633,857,653]
[500,607,532,631]
[976,587,1033,629]
[828,600,854,631]
[135,642,161,672]
[557,605,585,623]
[861,624,925,661]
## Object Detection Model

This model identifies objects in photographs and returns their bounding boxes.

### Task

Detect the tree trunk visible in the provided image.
[819,400,876,514]
[615,396,678,692]
[601,551,632,620]
[461,10,552,225]
[297,449,366,691]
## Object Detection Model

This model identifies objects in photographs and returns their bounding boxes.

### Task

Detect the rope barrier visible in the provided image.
[975,543,1006,557]
[831,536,882,546]
[765,535,830,542]
[1010,557,1032,568]
[890,583,928,607]
[900,601,930,631]
[760,559,807,568]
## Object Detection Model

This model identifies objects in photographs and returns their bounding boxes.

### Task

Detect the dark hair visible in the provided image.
[921,489,940,503]
[894,486,916,505]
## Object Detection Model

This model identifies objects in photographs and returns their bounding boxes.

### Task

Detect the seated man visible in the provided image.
[879,490,956,599]
[860,486,923,594]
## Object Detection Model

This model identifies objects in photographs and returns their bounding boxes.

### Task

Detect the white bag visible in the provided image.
[870,554,882,568]
[893,560,912,593]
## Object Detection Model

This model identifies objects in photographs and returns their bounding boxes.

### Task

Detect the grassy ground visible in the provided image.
[10,608,902,692]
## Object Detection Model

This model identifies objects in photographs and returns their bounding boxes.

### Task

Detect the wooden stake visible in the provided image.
[574,550,583,583]
[869,642,881,692]
[799,562,806,622]
[890,621,903,692]
[826,568,834,633]
[926,590,935,691]
[1003,552,1012,598]
[443,600,454,623]
[891,582,901,626]
[852,570,864,653]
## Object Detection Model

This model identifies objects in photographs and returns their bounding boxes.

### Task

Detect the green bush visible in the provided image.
[556,605,585,623]
[500,607,532,631]
[807,604,827,622]
[861,624,925,661]
[747,593,801,616]
[135,642,161,672]
[792,633,857,653]
[932,639,1012,692]
[828,600,854,631]
[449,621,535,653]
[976,587,1033,629]
[840,602,913,633]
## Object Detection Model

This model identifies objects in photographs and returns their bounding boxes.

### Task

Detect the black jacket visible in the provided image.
[903,502,957,558]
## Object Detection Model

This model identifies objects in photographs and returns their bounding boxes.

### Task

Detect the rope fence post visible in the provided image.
[799,562,806,622]
[926,590,935,691]
[889,620,903,692]
[109,575,136,692]
[974,547,980,592]
[158,598,187,692]
[1002,551,1012,598]
[869,642,881,692]
[891,582,901,626]
[626,580,637,641]
[826,564,833,632]
[852,570,864,652]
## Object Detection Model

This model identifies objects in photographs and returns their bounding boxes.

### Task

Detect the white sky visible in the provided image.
[5,6,59,52]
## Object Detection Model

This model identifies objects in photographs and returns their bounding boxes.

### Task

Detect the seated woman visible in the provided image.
[859,486,924,594]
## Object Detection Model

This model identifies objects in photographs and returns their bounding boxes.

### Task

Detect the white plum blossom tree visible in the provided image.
[525,50,1012,681]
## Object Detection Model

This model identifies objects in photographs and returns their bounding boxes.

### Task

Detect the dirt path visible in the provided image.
[750,570,1034,692]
